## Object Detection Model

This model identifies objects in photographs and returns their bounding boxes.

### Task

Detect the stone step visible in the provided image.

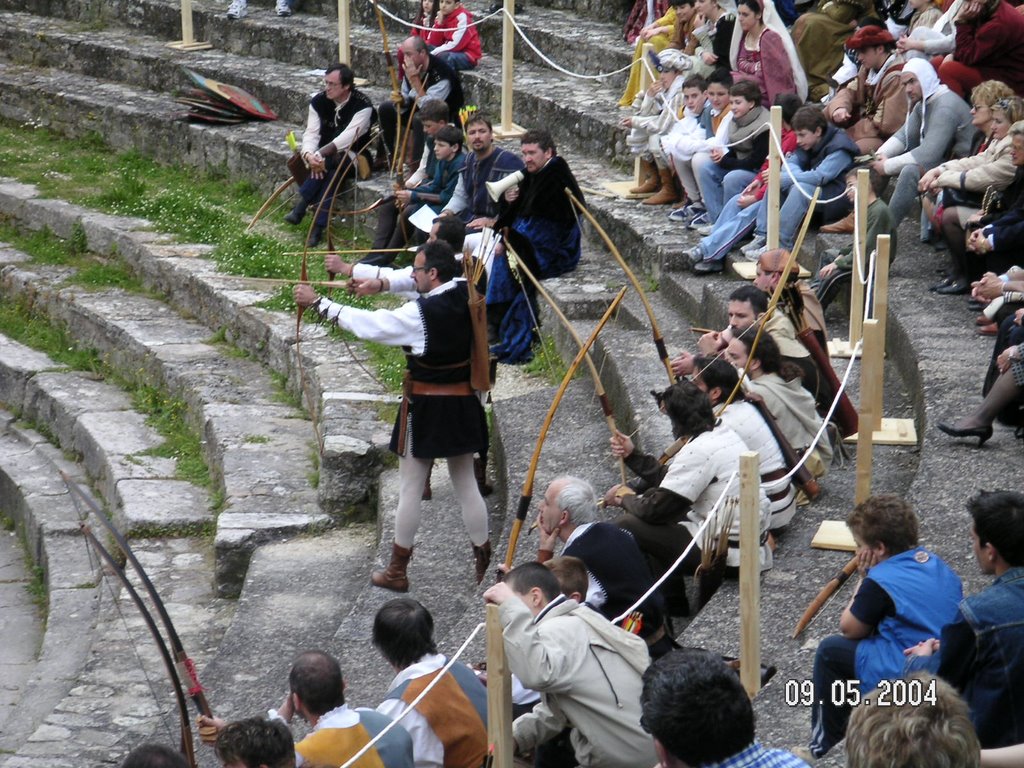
[0,180,394,526]
[0,216,333,596]
[0,0,634,161]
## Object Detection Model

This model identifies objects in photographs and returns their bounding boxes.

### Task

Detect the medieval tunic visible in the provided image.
[311,279,487,459]
[378,653,488,768]
[792,0,875,102]
[489,155,585,363]
[824,53,908,154]
[279,703,415,768]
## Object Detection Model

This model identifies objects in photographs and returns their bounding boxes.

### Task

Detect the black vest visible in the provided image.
[419,54,465,118]
[310,88,377,153]
[408,281,472,384]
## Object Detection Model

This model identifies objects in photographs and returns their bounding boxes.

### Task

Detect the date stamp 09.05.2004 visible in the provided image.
[784,677,938,709]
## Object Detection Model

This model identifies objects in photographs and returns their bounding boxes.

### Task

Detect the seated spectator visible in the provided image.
[366,125,465,264]
[429,0,482,71]
[724,333,833,476]
[873,58,977,233]
[845,674,980,768]
[904,491,1024,749]
[729,0,807,107]
[824,25,907,158]
[121,744,188,768]
[804,495,962,759]
[685,92,801,273]
[619,0,695,106]
[403,101,453,198]
[214,718,295,768]
[544,555,590,603]
[398,0,439,80]
[924,93,1023,295]
[533,475,673,656]
[623,48,693,207]
[605,381,772,616]
[814,167,898,311]
[936,0,1024,99]
[373,599,488,768]
[904,0,943,36]
[793,0,874,101]
[642,649,812,768]
[972,268,1024,391]
[688,0,738,76]
[695,79,770,224]
[739,105,859,261]
[896,0,959,61]
[666,69,733,227]
[482,563,657,768]
[624,0,671,45]
[692,357,799,528]
[200,651,415,768]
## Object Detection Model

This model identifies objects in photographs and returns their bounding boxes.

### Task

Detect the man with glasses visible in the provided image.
[285,63,376,247]
[293,241,491,593]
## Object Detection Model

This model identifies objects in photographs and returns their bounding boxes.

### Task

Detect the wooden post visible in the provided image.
[738,451,761,698]
[765,106,782,251]
[872,236,888,421]
[854,319,879,504]
[828,168,869,358]
[167,0,212,51]
[337,0,350,64]
[604,44,656,198]
[494,0,526,139]
[486,605,514,768]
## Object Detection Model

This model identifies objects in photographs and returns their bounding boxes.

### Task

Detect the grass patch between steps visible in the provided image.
[522,332,572,385]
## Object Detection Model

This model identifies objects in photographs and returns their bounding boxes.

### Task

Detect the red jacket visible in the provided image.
[955,1,1024,94]
[432,6,482,64]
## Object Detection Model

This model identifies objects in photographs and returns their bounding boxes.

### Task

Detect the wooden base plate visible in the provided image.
[602,180,654,200]
[811,520,857,551]
[493,122,527,140]
[843,417,917,445]
[732,261,810,280]
[166,40,213,51]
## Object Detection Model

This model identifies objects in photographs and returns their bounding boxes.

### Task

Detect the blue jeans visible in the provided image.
[699,162,756,223]
[754,181,850,250]
[697,192,758,262]
[810,634,859,758]
[436,51,475,71]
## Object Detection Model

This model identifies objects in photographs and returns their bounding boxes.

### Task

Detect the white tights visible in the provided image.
[395,454,488,548]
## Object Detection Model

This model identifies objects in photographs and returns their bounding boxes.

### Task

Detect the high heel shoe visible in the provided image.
[937,422,993,447]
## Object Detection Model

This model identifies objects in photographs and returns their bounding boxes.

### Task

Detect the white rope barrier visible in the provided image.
[612,470,738,625]
[371,0,502,30]
[500,9,636,80]
[337,621,486,768]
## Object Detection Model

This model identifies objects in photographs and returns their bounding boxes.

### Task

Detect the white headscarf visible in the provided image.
[902,57,948,141]
[728,0,809,102]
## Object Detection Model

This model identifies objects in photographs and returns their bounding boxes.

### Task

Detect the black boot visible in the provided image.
[306,225,324,248]
[284,199,307,225]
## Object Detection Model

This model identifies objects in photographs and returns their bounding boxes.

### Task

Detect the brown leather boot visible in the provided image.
[371,542,413,592]
[474,455,493,497]
[472,540,492,584]
[821,212,855,234]
[629,158,659,195]
[642,168,682,206]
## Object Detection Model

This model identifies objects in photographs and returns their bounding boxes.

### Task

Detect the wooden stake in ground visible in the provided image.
[738,451,762,698]
[486,605,514,768]
[494,0,526,139]
[829,169,869,358]
[337,0,351,64]
[854,319,880,504]
[765,105,782,251]
[167,0,211,51]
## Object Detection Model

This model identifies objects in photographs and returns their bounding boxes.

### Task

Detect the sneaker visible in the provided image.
[695,223,713,237]
[668,203,703,224]
[692,258,724,275]
[740,235,767,258]
[276,0,291,15]
[686,211,710,231]
[226,0,247,18]
[678,245,703,270]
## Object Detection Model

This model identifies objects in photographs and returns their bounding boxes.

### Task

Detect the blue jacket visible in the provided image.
[939,567,1024,748]
[855,547,962,694]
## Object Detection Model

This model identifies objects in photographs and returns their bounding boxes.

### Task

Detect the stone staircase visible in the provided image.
[0,0,1021,764]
